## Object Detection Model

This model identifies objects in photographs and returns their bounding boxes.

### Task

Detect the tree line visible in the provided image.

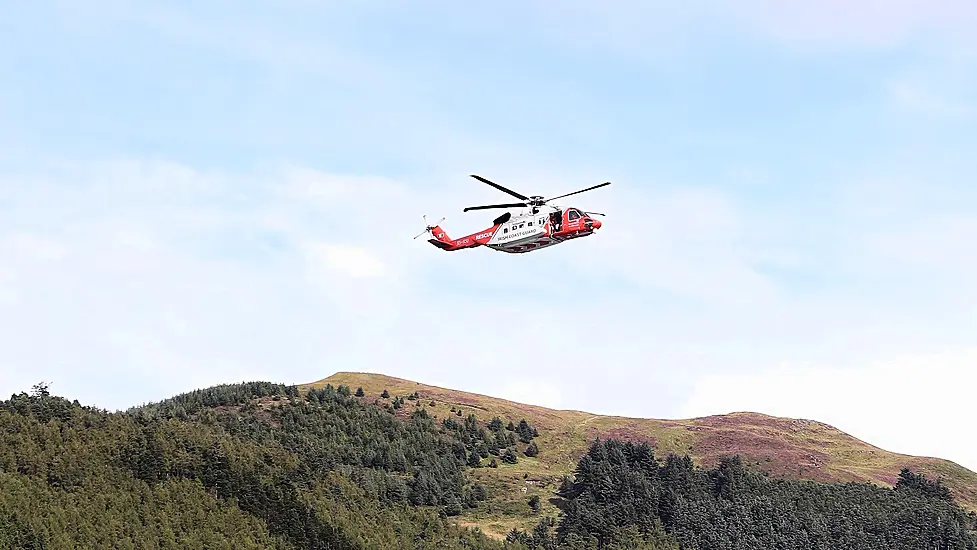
[505,438,977,549]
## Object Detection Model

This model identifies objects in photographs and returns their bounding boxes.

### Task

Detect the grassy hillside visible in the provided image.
[307,371,977,538]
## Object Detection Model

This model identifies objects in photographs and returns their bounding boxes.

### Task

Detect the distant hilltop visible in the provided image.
[308,370,977,525]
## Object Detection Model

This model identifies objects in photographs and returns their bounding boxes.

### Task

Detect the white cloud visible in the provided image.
[887,55,977,122]
[0,268,16,304]
[390,0,977,59]
[3,233,67,261]
[305,243,386,279]
[732,0,977,50]
[574,183,782,306]
[892,81,977,120]
[870,216,977,272]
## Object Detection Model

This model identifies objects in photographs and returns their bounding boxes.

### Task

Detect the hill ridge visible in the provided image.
[304,370,977,537]
[315,372,828,422]
[312,372,928,457]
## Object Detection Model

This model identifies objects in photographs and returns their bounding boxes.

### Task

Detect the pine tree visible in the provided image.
[517,419,537,443]
[502,449,518,464]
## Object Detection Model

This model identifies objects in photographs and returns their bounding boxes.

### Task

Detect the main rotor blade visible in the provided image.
[463,202,527,212]
[470,174,530,201]
[544,181,611,203]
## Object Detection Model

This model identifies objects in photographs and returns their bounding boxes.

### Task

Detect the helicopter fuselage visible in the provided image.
[427,206,601,254]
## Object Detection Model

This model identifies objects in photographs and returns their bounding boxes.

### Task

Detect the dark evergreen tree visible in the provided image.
[517,419,538,443]
[472,483,488,502]
[896,467,954,501]
[31,381,51,397]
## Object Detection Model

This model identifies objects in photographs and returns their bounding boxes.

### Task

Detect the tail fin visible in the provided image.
[427,224,454,250]
[413,215,455,250]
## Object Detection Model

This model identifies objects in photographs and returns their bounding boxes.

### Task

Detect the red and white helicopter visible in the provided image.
[414,174,610,254]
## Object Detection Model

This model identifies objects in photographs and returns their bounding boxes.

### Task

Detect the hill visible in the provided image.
[307,371,977,538]
[3,376,974,549]
[0,382,505,550]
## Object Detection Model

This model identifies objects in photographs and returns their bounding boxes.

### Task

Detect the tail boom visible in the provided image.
[427,224,498,251]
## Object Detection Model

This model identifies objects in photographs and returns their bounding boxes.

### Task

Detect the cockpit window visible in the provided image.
[568,209,581,220]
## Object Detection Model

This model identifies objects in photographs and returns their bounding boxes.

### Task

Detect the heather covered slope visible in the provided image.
[308,371,977,536]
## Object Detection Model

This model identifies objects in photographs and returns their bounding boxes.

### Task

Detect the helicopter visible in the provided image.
[414,174,610,254]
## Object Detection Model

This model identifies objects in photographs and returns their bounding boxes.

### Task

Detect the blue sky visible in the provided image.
[1,2,976,471]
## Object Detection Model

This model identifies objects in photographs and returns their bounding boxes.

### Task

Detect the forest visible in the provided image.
[0,382,500,549]
[506,438,977,549]
[1,381,974,549]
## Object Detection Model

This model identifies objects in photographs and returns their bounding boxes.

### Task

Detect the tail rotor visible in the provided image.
[413,214,445,239]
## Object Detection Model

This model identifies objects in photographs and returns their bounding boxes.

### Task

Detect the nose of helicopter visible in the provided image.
[591,218,602,230]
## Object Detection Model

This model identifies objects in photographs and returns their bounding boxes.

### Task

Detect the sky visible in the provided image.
[1,1,975,471]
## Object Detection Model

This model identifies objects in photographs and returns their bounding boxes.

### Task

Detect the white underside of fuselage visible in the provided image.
[486,231,593,253]
[487,237,559,253]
